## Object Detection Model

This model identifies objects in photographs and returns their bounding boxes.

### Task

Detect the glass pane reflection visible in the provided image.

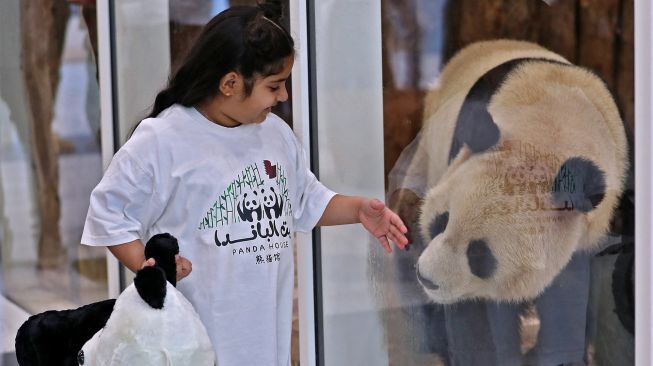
[0,4,106,318]
[381,1,634,365]
[317,0,634,365]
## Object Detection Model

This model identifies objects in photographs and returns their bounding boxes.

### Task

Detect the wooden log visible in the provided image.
[616,0,634,140]
[381,0,396,89]
[441,0,632,138]
[21,0,69,268]
[383,89,425,179]
[537,0,577,62]
[444,0,539,62]
[577,0,620,90]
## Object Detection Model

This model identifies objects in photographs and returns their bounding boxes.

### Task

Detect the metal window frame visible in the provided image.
[290,0,321,365]
[97,0,122,298]
[635,0,652,364]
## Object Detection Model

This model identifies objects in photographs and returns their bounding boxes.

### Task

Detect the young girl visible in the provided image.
[81,2,408,365]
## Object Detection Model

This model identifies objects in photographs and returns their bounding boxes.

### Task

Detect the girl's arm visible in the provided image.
[108,239,192,281]
[317,194,409,253]
[108,239,146,273]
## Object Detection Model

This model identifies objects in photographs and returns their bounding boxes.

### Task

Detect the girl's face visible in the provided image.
[227,56,294,125]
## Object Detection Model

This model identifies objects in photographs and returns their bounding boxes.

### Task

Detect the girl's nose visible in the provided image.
[278,86,288,102]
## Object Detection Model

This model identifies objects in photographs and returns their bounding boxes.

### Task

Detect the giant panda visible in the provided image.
[411,39,628,304]
[374,39,628,365]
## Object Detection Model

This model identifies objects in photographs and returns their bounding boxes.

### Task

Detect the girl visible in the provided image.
[81,2,408,365]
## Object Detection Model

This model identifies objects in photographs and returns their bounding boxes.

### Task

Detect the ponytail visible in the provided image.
[148,89,177,119]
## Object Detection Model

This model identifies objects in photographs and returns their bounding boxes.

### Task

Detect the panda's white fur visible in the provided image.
[412,40,628,303]
[79,281,215,365]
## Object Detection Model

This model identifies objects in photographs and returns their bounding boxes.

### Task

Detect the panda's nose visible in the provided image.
[416,263,439,290]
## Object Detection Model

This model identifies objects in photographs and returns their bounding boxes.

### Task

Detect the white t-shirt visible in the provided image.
[82,104,336,366]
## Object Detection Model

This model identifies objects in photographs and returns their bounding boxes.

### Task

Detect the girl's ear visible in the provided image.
[219,72,242,97]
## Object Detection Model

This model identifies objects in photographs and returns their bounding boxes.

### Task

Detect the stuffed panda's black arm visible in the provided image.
[144,233,180,287]
[15,299,116,366]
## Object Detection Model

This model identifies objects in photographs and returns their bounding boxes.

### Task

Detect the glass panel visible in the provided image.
[315,0,635,365]
[312,2,388,365]
[0,0,106,337]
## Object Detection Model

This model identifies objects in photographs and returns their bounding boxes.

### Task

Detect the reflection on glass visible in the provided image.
[377,1,634,366]
[0,3,106,319]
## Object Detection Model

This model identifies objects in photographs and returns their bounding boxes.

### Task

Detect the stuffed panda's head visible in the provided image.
[77,235,215,366]
[416,147,606,304]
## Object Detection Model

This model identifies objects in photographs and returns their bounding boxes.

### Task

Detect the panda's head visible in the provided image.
[416,147,607,304]
[243,191,260,210]
[77,235,215,365]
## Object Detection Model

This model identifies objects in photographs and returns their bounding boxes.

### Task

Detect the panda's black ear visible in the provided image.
[551,157,606,213]
[452,99,501,157]
[134,266,167,309]
[145,233,179,287]
[428,212,449,240]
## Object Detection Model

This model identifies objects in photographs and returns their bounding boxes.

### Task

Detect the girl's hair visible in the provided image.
[147,0,294,118]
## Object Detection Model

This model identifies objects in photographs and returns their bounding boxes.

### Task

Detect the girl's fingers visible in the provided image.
[389,226,408,248]
[388,233,406,250]
[378,236,392,253]
[390,213,408,233]
[141,258,156,269]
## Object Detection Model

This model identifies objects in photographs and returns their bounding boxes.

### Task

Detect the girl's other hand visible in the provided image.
[359,198,409,253]
[140,256,192,282]
[175,255,193,282]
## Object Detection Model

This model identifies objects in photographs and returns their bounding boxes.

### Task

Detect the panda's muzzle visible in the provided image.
[416,263,440,290]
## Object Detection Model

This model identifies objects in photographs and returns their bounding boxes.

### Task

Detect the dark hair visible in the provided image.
[147,1,294,118]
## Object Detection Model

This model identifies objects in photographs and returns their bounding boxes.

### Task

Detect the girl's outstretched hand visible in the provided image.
[359,198,409,253]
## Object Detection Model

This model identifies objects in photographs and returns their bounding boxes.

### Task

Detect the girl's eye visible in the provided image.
[269,86,280,91]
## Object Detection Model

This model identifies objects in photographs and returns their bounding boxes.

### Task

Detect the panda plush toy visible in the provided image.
[399,39,628,304]
[15,233,216,366]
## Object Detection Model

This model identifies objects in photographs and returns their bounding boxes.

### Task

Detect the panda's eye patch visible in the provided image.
[467,239,497,279]
[428,212,449,239]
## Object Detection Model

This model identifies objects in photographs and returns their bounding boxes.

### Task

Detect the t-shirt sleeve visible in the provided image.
[81,148,163,246]
[291,138,336,233]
